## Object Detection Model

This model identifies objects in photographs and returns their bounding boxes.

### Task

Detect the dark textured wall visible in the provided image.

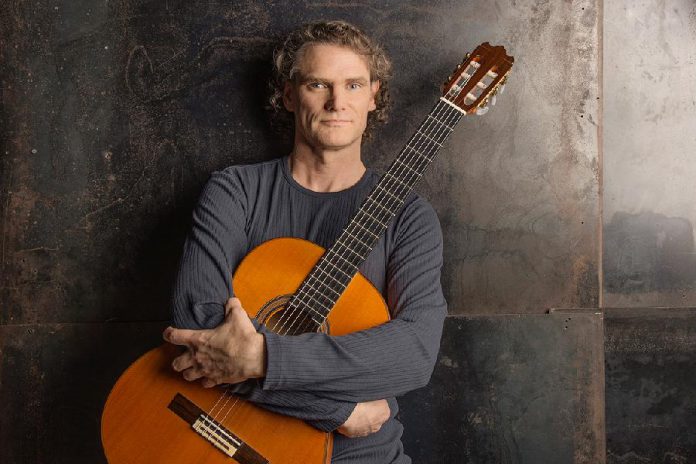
[0,0,600,323]
[605,308,696,463]
[13,0,688,462]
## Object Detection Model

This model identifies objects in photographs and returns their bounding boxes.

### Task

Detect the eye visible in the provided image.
[349,83,363,90]
[308,82,327,89]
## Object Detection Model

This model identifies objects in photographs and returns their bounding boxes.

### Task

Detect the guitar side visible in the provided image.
[101,237,390,464]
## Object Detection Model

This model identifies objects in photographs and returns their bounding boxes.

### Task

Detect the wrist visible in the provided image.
[248,332,267,378]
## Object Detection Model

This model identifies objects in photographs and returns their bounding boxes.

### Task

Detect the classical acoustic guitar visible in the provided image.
[101,42,513,463]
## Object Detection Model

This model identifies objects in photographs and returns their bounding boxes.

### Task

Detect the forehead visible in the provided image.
[295,43,371,80]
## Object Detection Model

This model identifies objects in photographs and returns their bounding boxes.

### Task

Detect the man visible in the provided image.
[163,20,447,463]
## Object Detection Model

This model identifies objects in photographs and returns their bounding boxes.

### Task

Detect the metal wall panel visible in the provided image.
[400,312,605,464]
[603,0,696,307]
[1,0,601,324]
[0,322,165,463]
[605,308,696,463]
[0,314,605,463]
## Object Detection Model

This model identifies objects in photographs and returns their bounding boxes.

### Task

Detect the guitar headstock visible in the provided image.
[442,42,514,115]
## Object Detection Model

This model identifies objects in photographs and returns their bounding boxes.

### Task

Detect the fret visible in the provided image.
[350,221,380,240]
[322,259,354,279]
[394,158,420,176]
[403,144,434,163]
[404,140,438,159]
[343,229,372,248]
[307,278,345,299]
[373,185,402,204]
[298,286,334,313]
[312,265,347,291]
[426,113,455,131]
[415,129,443,148]
[305,274,343,298]
[384,171,410,190]
[404,140,432,162]
[326,249,358,270]
[358,209,389,229]
[365,196,395,217]
[333,238,367,261]
[340,238,371,258]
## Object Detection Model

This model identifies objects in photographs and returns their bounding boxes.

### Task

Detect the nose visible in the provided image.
[325,87,347,112]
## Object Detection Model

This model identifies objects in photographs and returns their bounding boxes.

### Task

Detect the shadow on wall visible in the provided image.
[604,211,696,294]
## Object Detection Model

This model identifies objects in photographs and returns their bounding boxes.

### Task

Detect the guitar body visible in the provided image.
[101,237,391,464]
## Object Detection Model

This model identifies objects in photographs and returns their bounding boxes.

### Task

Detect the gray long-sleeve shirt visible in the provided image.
[171,155,447,463]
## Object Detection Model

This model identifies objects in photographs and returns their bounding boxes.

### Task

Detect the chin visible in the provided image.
[321,138,360,151]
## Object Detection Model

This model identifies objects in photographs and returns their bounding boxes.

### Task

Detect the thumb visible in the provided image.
[224,297,242,317]
[226,302,255,332]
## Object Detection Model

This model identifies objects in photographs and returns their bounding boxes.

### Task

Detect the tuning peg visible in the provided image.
[475,105,489,116]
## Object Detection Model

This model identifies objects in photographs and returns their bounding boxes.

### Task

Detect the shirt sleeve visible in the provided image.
[171,169,248,330]
[170,169,357,431]
[261,196,447,402]
[232,382,356,432]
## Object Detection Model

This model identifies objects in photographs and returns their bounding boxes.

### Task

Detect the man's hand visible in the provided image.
[337,399,390,438]
[163,298,266,388]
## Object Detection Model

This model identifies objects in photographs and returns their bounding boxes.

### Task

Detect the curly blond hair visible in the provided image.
[268,20,392,140]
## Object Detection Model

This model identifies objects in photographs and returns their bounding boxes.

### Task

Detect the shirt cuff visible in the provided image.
[318,401,357,432]
[260,329,284,390]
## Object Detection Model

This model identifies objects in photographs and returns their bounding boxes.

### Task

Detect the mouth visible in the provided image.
[321,119,351,126]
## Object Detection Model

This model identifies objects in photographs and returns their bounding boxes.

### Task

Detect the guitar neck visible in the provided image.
[289,98,465,324]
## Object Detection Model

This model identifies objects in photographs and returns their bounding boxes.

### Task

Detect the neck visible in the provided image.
[289,143,366,193]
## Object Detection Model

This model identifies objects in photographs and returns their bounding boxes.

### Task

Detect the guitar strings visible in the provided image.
[207,97,463,429]
[255,98,458,341]
[207,94,466,430]
[274,97,463,338]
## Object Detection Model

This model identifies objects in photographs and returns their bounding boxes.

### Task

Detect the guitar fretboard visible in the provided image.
[288,98,464,326]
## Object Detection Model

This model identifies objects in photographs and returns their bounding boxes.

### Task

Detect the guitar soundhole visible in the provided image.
[255,294,329,336]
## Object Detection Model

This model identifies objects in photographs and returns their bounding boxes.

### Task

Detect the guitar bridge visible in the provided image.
[168,393,268,463]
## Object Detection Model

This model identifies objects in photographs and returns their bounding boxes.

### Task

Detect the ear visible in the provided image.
[368,80,380,112]
[282,81,295,112]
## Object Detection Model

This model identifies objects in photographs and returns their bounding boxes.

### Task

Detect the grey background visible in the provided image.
[1,0,695,462]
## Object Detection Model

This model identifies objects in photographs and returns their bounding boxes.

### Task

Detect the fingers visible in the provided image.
[171,349,218,387]
[171,350,194,372]
[182,367,205,382]
[163,326,200,347]
[201,378,217,389]
[337,400,390,438]
[171,350,203,381]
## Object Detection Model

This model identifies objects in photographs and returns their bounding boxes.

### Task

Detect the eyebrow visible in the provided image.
[299,75,370,85]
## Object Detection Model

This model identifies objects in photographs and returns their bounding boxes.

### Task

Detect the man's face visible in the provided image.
[283,43,380,152]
